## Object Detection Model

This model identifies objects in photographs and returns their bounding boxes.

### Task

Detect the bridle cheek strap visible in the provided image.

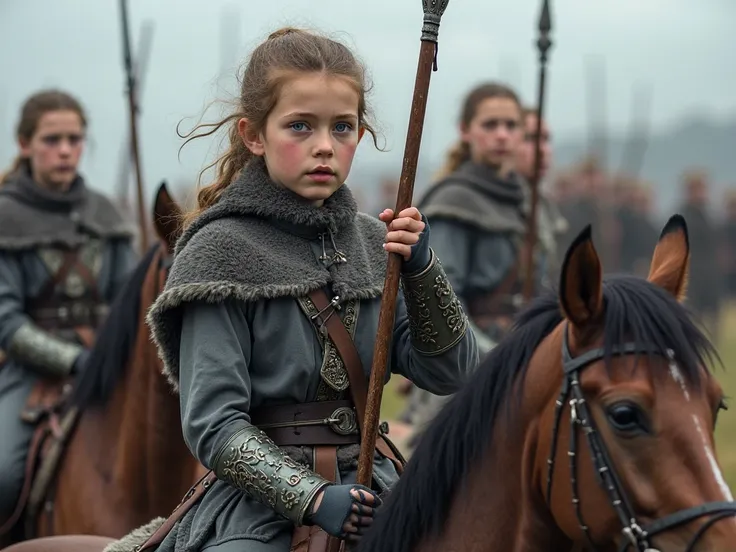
[545,324,736,552]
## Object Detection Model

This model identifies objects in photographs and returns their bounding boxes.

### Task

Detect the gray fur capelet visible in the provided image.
[146,158,388,389]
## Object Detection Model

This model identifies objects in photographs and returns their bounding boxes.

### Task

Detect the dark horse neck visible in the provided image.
[421,331,573,552]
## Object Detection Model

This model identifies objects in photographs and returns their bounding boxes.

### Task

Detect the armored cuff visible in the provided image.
[213,424,330,526]
[401,249,469,356]
[7,322,82,378]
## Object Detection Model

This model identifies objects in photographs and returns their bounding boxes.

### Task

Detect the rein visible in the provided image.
[545,324,736,551]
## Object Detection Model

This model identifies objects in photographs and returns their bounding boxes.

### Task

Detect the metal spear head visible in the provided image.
[538,0,551,34]
[537,0,552,57]
[422,0,450,42]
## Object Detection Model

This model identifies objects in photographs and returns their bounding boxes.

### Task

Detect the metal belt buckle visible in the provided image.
[329,406,358,436]
[71,302,88,321]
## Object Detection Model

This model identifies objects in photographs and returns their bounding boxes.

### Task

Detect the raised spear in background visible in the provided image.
[357,0,450,487]
[522,0,553,302]
[116,18,155,209]
[119,0,149,252]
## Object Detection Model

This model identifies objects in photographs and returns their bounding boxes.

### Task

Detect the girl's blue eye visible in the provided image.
[290,122,308,132]
[334,123,352,133]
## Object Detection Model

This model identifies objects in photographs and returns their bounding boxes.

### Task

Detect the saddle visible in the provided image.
[0,376,80,539]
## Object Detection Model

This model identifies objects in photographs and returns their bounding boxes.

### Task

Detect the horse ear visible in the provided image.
[152,181,184,253]
[647,214,690,302]
[558,225,604,327]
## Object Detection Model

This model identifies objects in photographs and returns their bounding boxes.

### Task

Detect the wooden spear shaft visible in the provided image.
[119,0,149,252]
[356,0,450,487]
[522,0,553,302]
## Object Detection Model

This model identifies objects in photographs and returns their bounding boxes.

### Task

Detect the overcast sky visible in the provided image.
[1,0,734,202]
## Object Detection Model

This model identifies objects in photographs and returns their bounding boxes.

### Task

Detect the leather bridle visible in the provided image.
[545,324,736,551]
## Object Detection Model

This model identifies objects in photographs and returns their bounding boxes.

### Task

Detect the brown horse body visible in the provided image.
[358,216,736,551]
[0,185,204,548]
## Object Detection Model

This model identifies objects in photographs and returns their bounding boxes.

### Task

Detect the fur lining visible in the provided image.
[102,517,166,552]
[418,161,526,235]
[146,159,388,390]
[0,174,133,249]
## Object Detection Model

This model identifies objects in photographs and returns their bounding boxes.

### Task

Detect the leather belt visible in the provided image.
[249,400,360,447]
[29,303,109,331]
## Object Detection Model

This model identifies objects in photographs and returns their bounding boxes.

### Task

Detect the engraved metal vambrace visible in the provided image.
[401,249,469,356]
[7,322,83,378]
[213,425,330,526]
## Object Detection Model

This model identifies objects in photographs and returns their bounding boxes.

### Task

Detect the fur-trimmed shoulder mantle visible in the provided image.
[0,170,133,249]
[146,158,387,388]
[418,160,527,235]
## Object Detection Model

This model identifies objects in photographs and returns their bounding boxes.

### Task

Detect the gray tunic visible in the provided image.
[145,158,477,551]
[0,168,136,516]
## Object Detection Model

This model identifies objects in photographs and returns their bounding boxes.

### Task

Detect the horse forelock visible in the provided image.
[358,274,718,552]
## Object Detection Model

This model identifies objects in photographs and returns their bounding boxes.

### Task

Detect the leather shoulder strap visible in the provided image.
[309,290,368,431]
[139,471,217,551]
[308,289,405,472]
[32,250,80,306]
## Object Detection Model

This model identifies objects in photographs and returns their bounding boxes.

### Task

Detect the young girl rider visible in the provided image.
[145,27,478,552]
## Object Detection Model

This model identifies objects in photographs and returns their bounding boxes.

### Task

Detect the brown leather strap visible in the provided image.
[308,291,368,432]
[290,445,341,552]
[138,471,217,551]
[308,289,404,474]
[33,251,80,306]
[29,248,101,319]
[70,256,101,303]
[74,326,95,348]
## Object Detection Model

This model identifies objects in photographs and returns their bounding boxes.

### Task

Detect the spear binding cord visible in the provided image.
[522,0,553,302]
[356,0,450,487]
[119,0,149,252]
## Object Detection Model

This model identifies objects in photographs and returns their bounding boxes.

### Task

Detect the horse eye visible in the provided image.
[606,403,647,434]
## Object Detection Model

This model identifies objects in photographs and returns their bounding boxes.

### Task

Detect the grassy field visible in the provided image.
[381,305,736,491]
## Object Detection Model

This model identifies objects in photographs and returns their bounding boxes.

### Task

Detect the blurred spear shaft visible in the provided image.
[116,19,154,208]
[522,0,553,302]
[119,0,149,252]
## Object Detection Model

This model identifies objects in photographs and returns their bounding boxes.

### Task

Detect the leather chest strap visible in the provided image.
[33,250,81,306]
[309,290,368,431]
[308,289,405,473]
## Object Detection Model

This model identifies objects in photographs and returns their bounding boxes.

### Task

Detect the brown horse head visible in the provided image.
[358,215,735,552]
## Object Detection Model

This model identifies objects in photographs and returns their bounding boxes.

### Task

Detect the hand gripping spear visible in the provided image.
[119,0,149,252]
[521,0,553,302]
[356,0,450,487]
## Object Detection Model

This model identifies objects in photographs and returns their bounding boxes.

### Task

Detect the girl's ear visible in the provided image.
[358,127,365,143]
[238,118,264,156]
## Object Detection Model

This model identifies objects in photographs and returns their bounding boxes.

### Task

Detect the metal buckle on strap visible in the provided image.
[257,406,359,436]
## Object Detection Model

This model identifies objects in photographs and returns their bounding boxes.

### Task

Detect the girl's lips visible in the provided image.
[306,172,335,183]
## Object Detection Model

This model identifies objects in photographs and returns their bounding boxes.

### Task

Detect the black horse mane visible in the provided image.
[71,244,162,410]
[358,275,718,552]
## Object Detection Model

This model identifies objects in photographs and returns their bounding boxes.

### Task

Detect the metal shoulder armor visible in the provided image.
[8,322,82,377]
[401,248,469,356]
[213,425,330,526]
